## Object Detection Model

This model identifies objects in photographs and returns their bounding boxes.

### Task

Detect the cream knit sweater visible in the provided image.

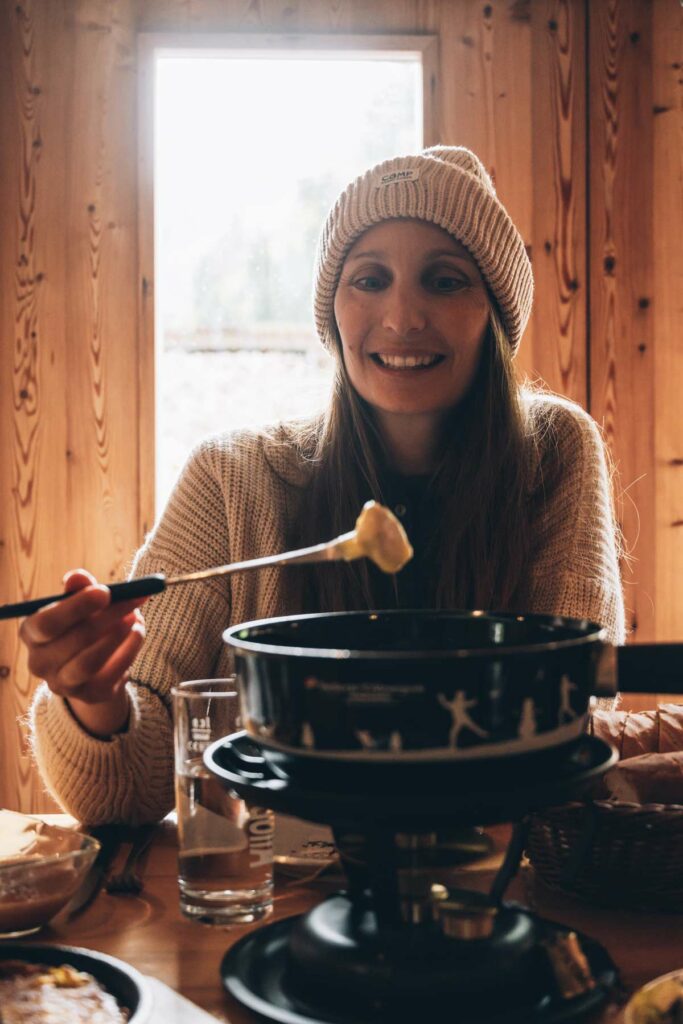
[30,393,625,824]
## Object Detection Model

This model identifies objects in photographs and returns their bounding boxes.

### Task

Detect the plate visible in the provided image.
[624,969,683,1024]
[0,943,153,1023]
[205,732,617,827]
[221,910,618,1024]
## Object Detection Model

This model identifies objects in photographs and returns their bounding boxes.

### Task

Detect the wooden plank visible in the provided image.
[64,0,139,590]
[420,31,440,148]
[0,0,69,811]
[589,0,656,644]
[652,0,683,643]
[530,0,587,405]
[137,30,156,540]
[0,0,141,813]
[424,0,536,373]
[136,0,420,34]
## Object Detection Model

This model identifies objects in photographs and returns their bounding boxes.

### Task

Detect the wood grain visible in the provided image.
[0,0,70,812]
[0,0,140,812]
[530,0,586,404]
[136,0,420,33]
[652,0,683,644]
[65,0,139,587]
[431,0,536,377]
[589,0,657,644]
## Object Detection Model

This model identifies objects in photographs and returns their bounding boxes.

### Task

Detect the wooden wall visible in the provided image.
[0,0,680,812]
[589,0,683,644]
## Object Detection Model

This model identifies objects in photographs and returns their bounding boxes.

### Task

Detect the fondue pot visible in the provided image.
[210,609,683,1024]
[212,608,669,1024]
[224,610,683,767]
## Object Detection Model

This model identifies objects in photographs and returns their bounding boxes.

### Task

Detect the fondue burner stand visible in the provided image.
[206,732,619,1024]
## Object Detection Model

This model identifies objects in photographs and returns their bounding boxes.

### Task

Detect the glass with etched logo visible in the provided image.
[172,679,274,925]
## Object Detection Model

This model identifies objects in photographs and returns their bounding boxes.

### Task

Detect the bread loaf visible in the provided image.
[589,704,683,804]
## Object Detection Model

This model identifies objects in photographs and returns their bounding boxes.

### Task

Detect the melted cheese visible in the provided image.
[336,501,413,574]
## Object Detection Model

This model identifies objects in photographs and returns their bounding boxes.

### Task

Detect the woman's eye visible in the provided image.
[354,275,387,292]
[427,273,467,293]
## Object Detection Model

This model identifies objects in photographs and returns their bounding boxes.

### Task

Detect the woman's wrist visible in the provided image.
[65,686,131,739]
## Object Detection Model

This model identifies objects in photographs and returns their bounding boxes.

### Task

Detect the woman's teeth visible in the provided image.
[372,353,443,369]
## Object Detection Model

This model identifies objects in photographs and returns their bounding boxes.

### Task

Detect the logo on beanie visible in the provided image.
[376,168,420,188]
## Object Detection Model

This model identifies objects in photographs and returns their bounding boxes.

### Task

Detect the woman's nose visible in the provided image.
[380,286,428,336]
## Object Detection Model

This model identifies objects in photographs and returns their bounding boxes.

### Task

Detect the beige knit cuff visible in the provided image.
[29,681,174,826]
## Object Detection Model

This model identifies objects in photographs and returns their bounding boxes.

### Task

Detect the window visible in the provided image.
[146,39,434,512]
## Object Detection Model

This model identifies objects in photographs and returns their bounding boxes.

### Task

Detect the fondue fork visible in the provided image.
[0,502,412,619]
[0,534,358,619]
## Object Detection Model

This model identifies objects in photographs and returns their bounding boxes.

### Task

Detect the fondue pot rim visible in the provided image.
[223,609,607,661]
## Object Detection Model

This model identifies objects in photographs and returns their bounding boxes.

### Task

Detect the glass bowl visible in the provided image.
[0,832,100,938]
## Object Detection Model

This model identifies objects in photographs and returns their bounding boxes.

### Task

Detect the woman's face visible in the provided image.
[333,219,490,421]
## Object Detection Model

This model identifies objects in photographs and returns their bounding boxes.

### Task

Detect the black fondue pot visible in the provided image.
[224,610,683,767]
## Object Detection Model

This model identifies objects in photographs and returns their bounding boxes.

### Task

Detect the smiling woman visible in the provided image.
[23,145,624,826]
[334,222,491,464]
[294,146,554,618]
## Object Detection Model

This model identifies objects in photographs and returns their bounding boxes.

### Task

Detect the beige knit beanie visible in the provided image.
[313,146,533,355]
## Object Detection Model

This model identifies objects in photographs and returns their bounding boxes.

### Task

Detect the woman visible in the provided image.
[22,146,624,824]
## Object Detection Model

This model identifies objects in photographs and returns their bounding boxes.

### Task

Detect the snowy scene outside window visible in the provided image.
[155,53,422,512]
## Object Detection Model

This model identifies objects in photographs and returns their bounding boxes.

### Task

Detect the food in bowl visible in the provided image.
[0,811,100,937]
[0,959,129,1023]
[625,970,683,1024]
[0,944,151,1024]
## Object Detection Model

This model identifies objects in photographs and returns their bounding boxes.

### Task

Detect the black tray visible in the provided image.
[205,732,616,828]
[221,911,619,1024]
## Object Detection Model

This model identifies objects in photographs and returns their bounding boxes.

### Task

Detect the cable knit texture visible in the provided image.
[313,146,533,354]
[29,392,625,824]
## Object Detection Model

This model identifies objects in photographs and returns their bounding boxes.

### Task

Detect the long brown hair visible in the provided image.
[287,306,535,614]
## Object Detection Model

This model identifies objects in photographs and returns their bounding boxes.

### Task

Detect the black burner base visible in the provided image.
[221,900,619,1024]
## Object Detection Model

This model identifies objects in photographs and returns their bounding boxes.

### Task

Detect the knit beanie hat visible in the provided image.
[313,146,533,355]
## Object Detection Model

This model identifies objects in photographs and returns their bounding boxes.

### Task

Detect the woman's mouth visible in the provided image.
[370,353,445,370]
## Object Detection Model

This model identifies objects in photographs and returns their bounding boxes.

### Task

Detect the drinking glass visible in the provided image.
[172,678,274,925]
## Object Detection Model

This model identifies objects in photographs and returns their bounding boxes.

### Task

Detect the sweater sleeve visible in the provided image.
[525,397,626,645]
[29,439,234,825]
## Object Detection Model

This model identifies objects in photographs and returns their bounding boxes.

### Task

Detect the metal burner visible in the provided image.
[221,908,618,1024]
[205,733,619,1024]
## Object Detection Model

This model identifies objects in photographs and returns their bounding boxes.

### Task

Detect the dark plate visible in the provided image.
[0,943,153,1022]
[257,733,590,782]
[221,912,619,1024]
[205,731,616,828]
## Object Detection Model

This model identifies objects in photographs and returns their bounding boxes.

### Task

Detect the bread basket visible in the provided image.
[526,798,683,911]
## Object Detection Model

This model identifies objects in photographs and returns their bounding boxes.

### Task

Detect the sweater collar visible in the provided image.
[260,417,319,489]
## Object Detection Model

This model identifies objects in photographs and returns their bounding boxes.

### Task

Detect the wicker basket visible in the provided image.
[526,800,683,911]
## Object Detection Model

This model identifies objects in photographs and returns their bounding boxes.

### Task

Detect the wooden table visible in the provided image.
[33,817,683,1023]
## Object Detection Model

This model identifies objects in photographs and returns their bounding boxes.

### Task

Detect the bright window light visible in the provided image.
[155,53,422,512]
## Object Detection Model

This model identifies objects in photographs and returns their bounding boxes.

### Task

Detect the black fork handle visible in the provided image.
[0,574,166,620]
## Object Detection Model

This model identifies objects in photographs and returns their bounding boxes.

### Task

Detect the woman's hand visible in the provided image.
[19,569,148,737]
